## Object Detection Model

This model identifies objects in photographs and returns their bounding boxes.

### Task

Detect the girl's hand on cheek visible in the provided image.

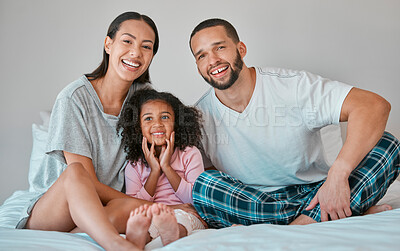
[142,137,161,173]
[159,132,175,170]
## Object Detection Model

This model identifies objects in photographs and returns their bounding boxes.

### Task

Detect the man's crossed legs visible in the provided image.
[193,132,400,228]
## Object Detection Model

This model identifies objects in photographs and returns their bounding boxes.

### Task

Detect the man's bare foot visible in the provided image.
[151,203,179,246]
[364,204,392,215]
[126,204,152,250]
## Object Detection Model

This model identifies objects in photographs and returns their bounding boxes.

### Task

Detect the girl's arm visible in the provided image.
[162,163,182,192]
[142,137,161,197]
[159,133,181,191]
[164,147,205,204]
[142,165,160,197]
[64,151,130,204]
[125,161,157,201]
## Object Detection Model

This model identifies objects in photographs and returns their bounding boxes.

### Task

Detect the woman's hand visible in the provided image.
[142,137,161,173]
[159,132,175,171]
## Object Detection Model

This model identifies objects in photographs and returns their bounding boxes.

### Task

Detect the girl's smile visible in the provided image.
[140,100,175,148]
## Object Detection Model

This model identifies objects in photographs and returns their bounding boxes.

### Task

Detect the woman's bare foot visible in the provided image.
[364,204,392,215]
[126,205,152,250]
[151,203,179,246]
[107,235,141,251]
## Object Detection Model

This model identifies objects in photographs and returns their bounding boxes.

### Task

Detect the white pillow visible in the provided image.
[39,111,51,128]
[28,111,51,192]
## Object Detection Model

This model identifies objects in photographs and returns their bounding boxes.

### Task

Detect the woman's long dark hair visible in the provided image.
[117,88,203,163]
[86,12,159,84]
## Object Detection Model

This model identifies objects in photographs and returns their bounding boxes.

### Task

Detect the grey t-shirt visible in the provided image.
[30,75,150,193]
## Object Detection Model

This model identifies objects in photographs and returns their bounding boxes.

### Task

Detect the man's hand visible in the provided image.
[306,169,352,221]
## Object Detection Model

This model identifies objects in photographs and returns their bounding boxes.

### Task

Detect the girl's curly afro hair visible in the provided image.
[117,88,203,163]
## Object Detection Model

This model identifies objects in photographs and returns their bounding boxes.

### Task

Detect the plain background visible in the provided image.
[0,0,399,204]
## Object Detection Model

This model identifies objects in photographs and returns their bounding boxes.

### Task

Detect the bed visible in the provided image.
[1,113,399,250]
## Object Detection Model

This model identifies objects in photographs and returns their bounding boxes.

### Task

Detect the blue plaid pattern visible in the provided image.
[193,132,400,228]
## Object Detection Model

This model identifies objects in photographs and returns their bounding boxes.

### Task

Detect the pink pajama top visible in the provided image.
[125,146,204,205]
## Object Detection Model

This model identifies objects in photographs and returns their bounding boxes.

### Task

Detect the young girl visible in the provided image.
[117,88,206,248]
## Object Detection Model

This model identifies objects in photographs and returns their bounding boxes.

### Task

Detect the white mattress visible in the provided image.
[1,180,399,251]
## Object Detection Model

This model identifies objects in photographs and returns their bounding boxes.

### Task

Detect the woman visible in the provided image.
[17,12,164,251]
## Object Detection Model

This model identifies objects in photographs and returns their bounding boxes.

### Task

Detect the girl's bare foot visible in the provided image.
[364,204,392,215]
[126,205,152,249]
[151,203,179,246]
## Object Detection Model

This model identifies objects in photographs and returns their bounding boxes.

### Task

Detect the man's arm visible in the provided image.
[336,87,390,172]
[306,87,391,221]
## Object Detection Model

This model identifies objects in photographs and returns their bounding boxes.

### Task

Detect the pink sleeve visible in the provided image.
[175,147,205,204]
[125,161,155,202]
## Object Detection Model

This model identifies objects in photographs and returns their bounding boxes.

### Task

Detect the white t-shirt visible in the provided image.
[196,67,353,191]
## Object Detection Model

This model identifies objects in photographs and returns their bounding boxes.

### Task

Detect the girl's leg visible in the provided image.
[174,209,205,236]
[105,197,152,233]
[26,163,140,251]
[126,205,152,249]
[150,204,180,246]
[106,200,201,234]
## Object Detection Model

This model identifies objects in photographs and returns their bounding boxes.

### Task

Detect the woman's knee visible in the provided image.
[61,162,91,186]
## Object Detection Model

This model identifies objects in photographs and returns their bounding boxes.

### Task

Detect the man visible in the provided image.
[189,18,400,228]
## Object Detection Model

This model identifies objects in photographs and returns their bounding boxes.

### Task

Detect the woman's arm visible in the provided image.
[64,151,130,204]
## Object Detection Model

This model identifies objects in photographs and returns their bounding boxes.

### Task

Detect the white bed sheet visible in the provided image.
[152,209,400,251]
[1,180,399,251]
[0,228,103,250]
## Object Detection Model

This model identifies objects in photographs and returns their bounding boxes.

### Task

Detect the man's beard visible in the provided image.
[201,50,244,90]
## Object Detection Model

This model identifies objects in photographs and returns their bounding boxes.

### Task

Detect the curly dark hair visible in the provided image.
[117,88,203,163]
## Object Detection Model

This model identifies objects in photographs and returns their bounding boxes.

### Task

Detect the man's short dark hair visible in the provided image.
[189,18,240,52]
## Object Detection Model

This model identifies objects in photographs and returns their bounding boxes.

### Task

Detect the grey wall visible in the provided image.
[1,0,399,204]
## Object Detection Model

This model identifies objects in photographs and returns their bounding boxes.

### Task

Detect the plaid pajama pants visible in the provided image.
[193,132,400,228]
